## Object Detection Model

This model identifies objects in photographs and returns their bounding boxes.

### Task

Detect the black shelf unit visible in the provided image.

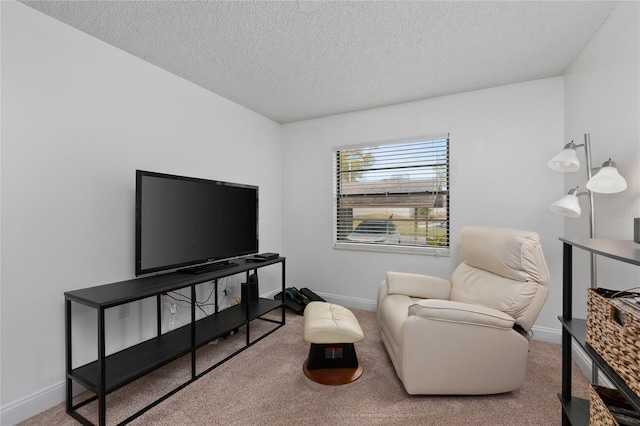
[558,238,640,425]
[65,257,285,426]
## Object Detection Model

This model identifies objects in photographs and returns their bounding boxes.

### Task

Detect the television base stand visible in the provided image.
[180,261,238,274]
[65,257,285,426]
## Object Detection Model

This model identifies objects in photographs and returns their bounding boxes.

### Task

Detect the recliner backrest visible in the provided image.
[450,226,550,332]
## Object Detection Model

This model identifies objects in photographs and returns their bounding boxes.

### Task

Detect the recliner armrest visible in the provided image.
[409,299,515,330]
[386,271,451,300]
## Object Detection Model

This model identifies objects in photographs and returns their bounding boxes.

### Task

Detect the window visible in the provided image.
[334,135,450,255]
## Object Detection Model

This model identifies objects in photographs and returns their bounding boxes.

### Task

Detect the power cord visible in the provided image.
[165,292,209,317]
[610,286,640,298]
[166,277,239,320]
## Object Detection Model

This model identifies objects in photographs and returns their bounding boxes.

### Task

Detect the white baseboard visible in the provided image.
[1,380,66,426]
[530,325,561,344]
[572,340,593,378]
[261,289,377,312]
[260,288,281,299]
[313,291,377,312]
[526,326,609,385]
[570,340,613,386]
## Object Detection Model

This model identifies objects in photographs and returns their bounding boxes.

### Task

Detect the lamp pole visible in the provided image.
[583,133,597,288]
[583,133,599,384]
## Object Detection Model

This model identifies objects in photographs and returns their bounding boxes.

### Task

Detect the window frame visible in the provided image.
[333,134,450,256]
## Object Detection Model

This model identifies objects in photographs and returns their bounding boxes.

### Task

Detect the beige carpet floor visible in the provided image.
[19,308,589,425]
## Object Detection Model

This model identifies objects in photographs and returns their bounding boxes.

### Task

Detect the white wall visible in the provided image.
[282,78,565,333]
[1,3,282,423]
[3,1,638,424]
[563,1,640,319]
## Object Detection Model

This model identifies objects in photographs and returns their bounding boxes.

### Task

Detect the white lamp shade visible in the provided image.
[586,165,627,194]
[550,193,581,218]
[548,148,580,172]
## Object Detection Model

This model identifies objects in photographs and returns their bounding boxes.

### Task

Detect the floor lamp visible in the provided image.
[548,132,627,381]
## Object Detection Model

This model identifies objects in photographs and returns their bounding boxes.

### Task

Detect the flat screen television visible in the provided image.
[136,170,258,276]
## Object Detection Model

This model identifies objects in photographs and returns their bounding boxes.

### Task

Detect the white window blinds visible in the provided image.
[334,135,450,254]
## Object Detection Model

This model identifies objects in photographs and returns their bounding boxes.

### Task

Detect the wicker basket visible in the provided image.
[587,288,640,399]
[590,384,640,425]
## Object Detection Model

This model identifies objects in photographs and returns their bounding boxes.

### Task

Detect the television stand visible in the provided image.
[180,261,238,274]
[65,257,285,426]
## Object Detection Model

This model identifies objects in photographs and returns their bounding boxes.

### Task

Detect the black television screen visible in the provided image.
[135,170,258,276]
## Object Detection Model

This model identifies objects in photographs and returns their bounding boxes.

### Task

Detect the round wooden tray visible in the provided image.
[303,360,363,385]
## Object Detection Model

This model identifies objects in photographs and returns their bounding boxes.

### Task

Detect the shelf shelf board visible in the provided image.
[584,346,640,412]
[65,257,285,308]
[559,238,640,266]
[558,395,589,426]
[559,317,587,347]
[559,317,640,412]
[195,299,281,346]
[71,325,192,393]
[70,298,282,393]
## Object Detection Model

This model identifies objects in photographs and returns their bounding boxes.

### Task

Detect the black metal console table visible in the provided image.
[558,238,640,425]
[65,257,285,426]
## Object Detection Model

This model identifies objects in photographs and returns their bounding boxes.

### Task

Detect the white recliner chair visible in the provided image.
[377,226,550,395]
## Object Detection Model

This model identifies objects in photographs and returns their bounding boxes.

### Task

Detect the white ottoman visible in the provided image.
[302,302,364,385]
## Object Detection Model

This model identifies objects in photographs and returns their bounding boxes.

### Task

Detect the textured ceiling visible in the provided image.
[21,1,617,123]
